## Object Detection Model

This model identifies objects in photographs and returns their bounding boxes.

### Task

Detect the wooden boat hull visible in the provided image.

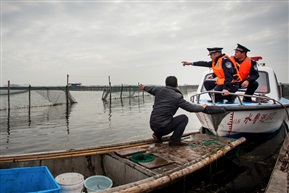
[265,128,289,193]
[0,133,246,193]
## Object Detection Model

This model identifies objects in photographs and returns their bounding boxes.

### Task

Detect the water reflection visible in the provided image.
[6,109,10,145]
[28,106,31,126]
[3,102,76,140]
[222,126,286,192]
[102,98,112,127]
[65,103,76,135]
[102,94,153,129]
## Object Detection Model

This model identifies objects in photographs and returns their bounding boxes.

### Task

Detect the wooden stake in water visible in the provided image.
[7,80,10,110]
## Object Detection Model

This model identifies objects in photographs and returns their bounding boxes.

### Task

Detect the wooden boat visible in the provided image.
[189,60,289,137]
[0,132,245,193]
[265,130,289,193]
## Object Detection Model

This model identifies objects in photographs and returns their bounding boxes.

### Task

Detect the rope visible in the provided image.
[235,147,241,158]
[203,139,220,146]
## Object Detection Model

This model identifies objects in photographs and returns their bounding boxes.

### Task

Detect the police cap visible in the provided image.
[235,43,250,53]
[207,47,223,55]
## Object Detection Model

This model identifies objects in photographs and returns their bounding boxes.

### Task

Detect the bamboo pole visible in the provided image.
[0,143,150,163]
[0,132,196,163]
[66,85,69,104]
[97,137,246,193]
[109,76,111,102]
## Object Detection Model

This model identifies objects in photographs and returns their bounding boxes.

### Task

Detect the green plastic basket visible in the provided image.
[130,153,155,163]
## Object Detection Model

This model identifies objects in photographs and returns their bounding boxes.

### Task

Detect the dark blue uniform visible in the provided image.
[192,54,239,102]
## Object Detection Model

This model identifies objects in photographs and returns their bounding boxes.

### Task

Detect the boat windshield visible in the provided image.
[254,71,270,93]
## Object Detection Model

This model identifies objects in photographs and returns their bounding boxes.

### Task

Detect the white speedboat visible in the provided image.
[190,61,289,138]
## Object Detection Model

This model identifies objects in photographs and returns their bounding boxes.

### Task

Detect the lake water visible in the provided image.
[0,91,201,155]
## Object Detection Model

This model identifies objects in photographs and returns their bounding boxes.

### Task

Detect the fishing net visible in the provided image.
[0,87,77,110]
[101,85,197,100]
[36,89,76,105]
[102,86,142,100]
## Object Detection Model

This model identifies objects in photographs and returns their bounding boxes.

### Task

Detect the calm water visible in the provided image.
[0,91,200,155]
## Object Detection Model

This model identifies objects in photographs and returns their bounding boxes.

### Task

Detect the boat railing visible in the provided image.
[190,90,278,105]
[190,91,289,127]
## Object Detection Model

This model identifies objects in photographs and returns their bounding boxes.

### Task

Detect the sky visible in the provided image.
[1,0,288,86]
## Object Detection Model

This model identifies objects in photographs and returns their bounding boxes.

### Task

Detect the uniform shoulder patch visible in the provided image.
[225,62,232,68]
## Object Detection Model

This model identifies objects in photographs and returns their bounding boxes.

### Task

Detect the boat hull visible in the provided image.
[196,105,289,137]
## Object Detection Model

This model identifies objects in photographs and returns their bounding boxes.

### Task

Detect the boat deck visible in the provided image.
[98,133,246,193]
[115,133,238,175]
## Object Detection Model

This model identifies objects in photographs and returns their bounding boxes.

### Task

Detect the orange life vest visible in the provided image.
[211,55,240,85]
[230,56,252,81]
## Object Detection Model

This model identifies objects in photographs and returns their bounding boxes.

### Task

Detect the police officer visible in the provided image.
[230,44,259,102]
[182,47,240,103]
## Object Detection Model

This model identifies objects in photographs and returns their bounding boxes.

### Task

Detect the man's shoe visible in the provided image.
[152,133,162,143]
[169,140,188,146]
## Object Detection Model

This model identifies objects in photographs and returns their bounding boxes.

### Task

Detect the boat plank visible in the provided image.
[138,157,174,169]
[265,134,289,193]
[115,147,147,157]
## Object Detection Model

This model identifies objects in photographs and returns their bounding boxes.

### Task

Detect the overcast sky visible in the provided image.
[1,0,288,86]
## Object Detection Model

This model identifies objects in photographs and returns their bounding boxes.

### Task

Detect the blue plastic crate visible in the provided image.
[0,166,60,193]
